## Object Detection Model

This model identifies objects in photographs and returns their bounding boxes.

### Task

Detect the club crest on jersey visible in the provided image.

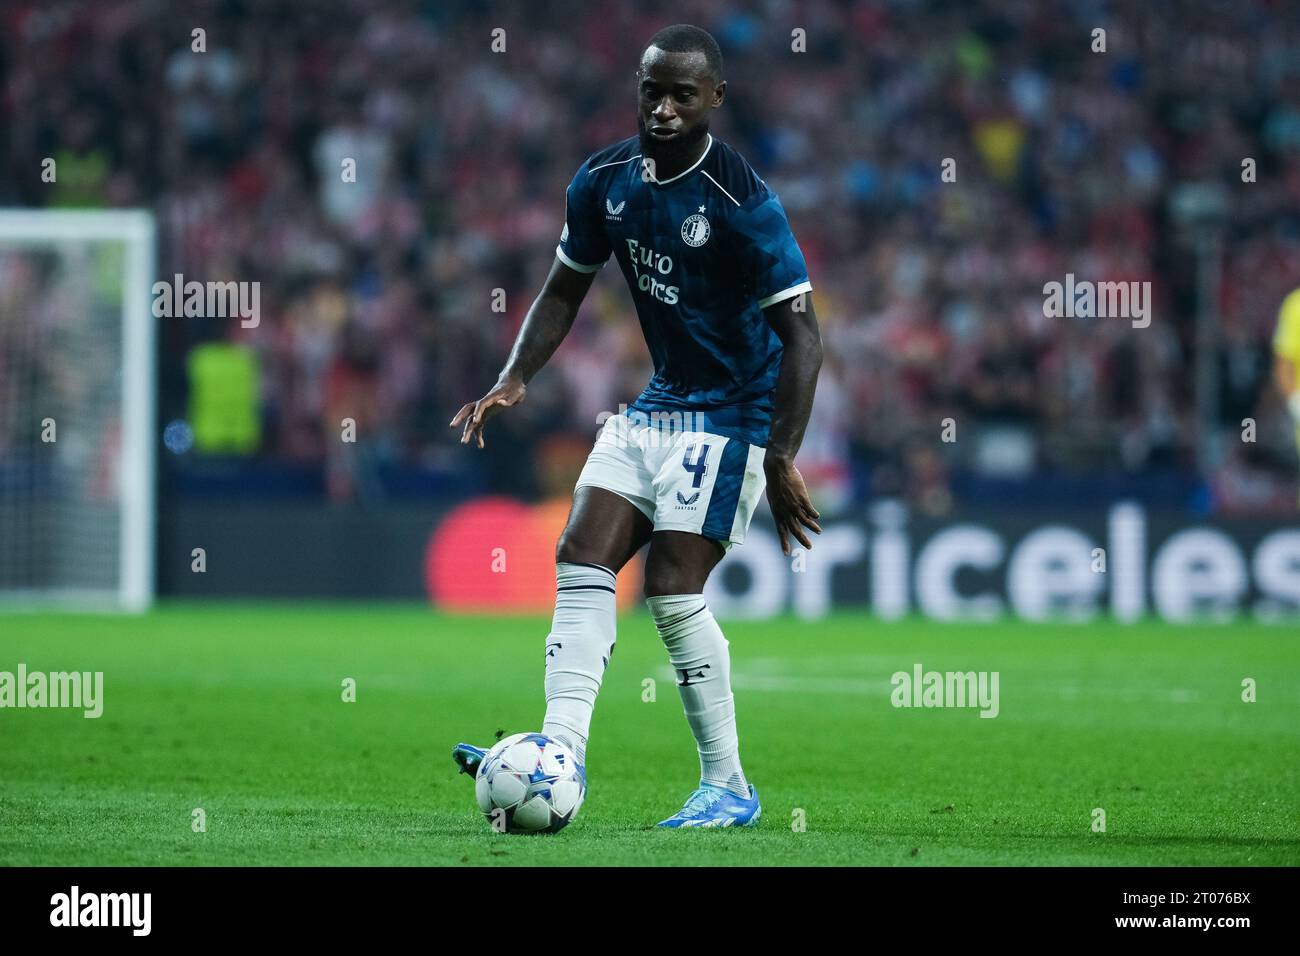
[605,197,625,220]
[681,213,710,247]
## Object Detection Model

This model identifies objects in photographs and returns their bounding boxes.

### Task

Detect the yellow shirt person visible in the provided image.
[1275,289,1300,476]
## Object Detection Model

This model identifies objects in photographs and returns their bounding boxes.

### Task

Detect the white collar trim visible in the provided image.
[646,134,713,185]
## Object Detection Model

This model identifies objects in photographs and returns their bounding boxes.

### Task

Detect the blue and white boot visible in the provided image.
[452,742,489,777]
[453,740,589,791]
[656,782,761,828]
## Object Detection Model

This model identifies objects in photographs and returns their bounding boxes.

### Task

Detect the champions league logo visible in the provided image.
[681,213,710,247]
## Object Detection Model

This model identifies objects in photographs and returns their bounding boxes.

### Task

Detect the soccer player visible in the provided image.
[449,24,822,827]
[1275,287,1300,505]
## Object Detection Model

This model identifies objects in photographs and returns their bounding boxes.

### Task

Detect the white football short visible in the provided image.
[575,412,767,550]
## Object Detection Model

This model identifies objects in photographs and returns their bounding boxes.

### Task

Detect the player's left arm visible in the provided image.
[762,292,823,555]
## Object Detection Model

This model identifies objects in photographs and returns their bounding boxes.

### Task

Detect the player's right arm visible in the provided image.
[1274,289,1300,426]
[451,157,613,448]
[450,258,597,448]
[1277,354,1297,406]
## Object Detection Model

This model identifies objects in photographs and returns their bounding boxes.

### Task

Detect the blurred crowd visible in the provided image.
[3,0,1300,513]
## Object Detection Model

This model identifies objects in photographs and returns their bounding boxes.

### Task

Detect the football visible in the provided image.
[474,733,585,834]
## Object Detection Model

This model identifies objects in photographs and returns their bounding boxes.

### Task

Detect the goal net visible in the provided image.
[0,210,156,611]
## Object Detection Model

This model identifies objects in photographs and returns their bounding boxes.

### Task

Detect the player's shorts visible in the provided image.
[575,411,767,550]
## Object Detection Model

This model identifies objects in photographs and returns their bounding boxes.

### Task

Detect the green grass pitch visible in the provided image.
[1,605,1297,866]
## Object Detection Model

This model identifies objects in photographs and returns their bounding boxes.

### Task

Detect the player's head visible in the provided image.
[636,25,725,171]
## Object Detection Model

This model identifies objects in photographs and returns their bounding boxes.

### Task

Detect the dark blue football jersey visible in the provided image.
[556,134,812,447]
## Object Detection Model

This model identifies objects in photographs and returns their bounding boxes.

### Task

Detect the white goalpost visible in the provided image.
[0,210,156,612]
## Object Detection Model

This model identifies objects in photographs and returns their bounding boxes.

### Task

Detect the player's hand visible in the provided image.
[763,453,821,555]
[449,376,526,449]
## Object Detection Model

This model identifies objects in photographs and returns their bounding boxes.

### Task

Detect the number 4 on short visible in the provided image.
[682,443,711,489]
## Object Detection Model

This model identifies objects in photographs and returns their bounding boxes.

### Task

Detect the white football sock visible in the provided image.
[647,593,749,798]
[541,562,617,765]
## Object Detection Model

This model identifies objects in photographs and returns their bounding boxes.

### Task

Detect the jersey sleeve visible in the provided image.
[728,188,812,309]
[555,159,612,274]
[1274,289,1300,362]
